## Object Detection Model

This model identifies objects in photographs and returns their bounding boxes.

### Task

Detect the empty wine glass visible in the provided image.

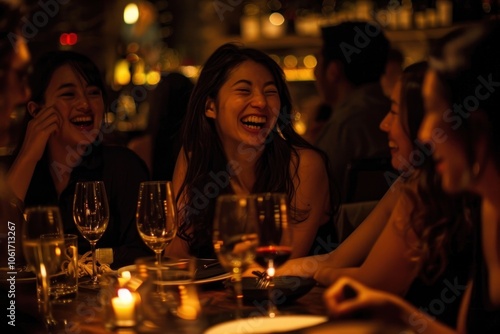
[23,206,64,328]
[136,181,177,268]
[213,194,259,318]
[73,181,110,288]
[254,193,293,317]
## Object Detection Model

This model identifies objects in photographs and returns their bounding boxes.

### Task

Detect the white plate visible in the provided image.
[116,264,231,285]
[204,315,328,334]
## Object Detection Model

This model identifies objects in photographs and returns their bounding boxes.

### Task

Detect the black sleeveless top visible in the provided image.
[404,236,473,328]
[466,222,500,333]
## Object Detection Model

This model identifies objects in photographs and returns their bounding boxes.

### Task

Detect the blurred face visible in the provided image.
[1,36,31,133]
[43,64,104,149]
[205,60,280,151]
[418,70,470,193]
[379,80,413,172]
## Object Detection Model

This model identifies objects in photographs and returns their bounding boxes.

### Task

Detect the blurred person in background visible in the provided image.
[0,0,30,268]
[314,21,391,202]
[127,72,194,180]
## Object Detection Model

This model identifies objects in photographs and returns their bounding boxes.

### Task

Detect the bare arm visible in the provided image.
[278,178,403,277]
[7,105,60,201]
[164,147,190,259]
[289,148,331,258]
[315,190,420,296]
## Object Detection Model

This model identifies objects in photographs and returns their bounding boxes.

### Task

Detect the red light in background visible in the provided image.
[59,33,78,46]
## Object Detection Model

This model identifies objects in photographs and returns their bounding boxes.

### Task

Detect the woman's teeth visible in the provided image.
[241,115,266,129]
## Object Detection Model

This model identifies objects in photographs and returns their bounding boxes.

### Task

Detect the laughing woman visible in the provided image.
[7,51,153,269]
[165,43,335,259]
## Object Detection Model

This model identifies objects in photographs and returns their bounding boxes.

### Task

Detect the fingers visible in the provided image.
[323,277,369,318]
[29,105,60,134]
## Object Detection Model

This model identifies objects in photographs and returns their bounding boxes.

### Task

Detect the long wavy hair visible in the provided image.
[398,62,474,283]
[177,43,336,257]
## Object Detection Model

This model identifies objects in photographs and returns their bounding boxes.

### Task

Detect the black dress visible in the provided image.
[466,222,500,333]
[24,143,154,269]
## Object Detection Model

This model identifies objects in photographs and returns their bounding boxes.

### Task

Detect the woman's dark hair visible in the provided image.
[428,20,500,172]
[399,61,427,143]
[28,50,107,106]
[399,62,474,283]
[177,43,336,257]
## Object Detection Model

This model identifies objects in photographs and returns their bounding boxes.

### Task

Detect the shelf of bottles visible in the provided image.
[233,0,487,81]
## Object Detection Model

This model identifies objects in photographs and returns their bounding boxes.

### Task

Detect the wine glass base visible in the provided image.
[78,277,101,290]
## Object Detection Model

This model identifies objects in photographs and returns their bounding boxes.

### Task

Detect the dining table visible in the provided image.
[8,275,322,333]
[6,267,413,334]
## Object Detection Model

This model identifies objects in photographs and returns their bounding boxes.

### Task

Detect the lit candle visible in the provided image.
[111,288,136,327]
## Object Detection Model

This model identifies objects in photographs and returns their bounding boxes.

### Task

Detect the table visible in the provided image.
[7,278,328,334]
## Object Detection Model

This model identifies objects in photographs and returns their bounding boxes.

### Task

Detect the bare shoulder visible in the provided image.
[294,147,326,170]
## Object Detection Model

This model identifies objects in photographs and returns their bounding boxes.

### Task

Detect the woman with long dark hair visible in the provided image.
[165,43,336,259]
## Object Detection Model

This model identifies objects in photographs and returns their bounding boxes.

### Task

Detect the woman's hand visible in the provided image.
[7,105,60,201]
[324,276,405,323]
[324,277,456,334]
[20,105,60,163]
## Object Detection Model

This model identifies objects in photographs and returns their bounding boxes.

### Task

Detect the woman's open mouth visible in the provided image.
[71,116,94,131]
[241,115,267,130]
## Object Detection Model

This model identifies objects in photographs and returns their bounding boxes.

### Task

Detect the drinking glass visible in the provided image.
[213,194,259,318]
[254,193,293,317]
[73,181,110,288]
[136,181,177,268]
[22,206,64,328]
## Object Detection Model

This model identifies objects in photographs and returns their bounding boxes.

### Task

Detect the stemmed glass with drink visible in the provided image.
[213,194,259,318]
[254,192,293,317]
[136,181,178,268]
[73,181,110,288]
[22,206,64,328]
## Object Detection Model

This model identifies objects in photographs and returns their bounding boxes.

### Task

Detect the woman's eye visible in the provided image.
[265,89,278,95]
[59,91,75,97]
[236,88,250,93]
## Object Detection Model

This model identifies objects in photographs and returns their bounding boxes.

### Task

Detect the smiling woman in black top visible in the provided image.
[7,51,153,269]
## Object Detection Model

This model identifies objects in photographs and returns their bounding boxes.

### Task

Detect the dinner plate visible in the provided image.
[204,315,328,334]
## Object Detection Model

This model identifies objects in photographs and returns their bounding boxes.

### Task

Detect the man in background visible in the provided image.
[314,21,391,203]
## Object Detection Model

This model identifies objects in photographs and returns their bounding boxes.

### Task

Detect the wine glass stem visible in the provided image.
[155,251,162,267]
[267,272,278,317]
[233,271,243,319]
[38,265,56,326]
[90,242,98,284]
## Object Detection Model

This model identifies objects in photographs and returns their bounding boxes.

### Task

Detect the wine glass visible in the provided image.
[253,192,293,317]
[22,206,64,328]
[73,181,110,288]
[213,194,259,318]
[136,181,177,268]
